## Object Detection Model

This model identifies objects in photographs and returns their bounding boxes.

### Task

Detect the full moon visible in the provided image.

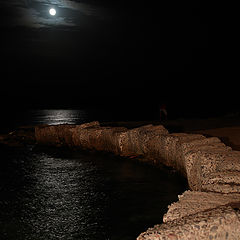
[49,8,56,16]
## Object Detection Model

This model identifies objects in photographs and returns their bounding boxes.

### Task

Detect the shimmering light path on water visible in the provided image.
[29,109,88,125]
[0,146,187,240]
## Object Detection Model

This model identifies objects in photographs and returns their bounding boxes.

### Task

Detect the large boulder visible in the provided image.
[35,124,75,146]
[94,127,128,154]
[137,206,240,240]
[35,121,99,147]
[71,125,103,150]
[185,149,240,192]
[71,125,128,154]
[146,133,205,175]
[201,171,240,193]
[163,190,240,222]
[118,124,168,157]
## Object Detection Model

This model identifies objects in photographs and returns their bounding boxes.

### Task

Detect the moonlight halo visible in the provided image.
[49,8,56,16]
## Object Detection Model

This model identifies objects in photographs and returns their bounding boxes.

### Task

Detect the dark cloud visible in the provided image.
[0,0,105,28]
[0,1,214,110]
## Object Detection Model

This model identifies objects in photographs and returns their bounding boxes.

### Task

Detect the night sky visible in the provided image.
[0,2,236,116]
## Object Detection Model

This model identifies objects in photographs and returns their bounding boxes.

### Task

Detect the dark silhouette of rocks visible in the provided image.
[0,126,35,147]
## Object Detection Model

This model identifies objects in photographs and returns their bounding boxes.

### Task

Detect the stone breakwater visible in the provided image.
[2,121,240,239]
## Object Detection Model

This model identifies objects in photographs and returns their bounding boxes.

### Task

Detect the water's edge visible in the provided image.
[2,121,240,239]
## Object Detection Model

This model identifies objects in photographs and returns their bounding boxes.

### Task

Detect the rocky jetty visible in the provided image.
[2,121,240,239]
[0,126,35,147]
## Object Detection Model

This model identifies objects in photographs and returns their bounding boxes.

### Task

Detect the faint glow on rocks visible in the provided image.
[49,8,56,16]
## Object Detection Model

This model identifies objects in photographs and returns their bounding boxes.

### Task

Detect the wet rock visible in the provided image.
[137,206,240,240]
[163,190,240,222]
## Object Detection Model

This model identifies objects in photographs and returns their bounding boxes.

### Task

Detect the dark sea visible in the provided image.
[0,109,188,240]
[0,108,157,133]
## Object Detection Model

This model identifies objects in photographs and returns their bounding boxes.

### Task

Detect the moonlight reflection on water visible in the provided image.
[0,145,188,240]
[31,109,88,125]
[0,110,188,239]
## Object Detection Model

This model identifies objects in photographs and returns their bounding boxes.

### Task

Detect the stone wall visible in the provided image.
[34,122,240,239]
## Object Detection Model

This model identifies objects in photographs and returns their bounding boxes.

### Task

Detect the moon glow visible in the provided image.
[49,8,56,16]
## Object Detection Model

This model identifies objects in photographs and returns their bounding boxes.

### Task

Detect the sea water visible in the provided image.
[0,109,187,240]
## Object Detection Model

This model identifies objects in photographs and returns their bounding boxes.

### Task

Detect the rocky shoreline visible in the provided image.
[1,121,240,239]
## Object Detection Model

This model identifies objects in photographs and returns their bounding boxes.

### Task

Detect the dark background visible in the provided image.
[0,2,238,119]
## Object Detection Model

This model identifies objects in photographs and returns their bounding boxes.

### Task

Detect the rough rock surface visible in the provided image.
[71,126,128,154]
[137,206,240,240]
[34,122,240,194]
[35,124,77,147]
[31,121,240,238]
[147,133,208,176]
[163,190,240,222]
[185,149,240,193]
[118,124,169,157]
[35,121,100,147]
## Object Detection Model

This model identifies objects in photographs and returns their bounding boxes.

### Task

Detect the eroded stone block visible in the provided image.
[163,190,240,222]
[137,206,240,240]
